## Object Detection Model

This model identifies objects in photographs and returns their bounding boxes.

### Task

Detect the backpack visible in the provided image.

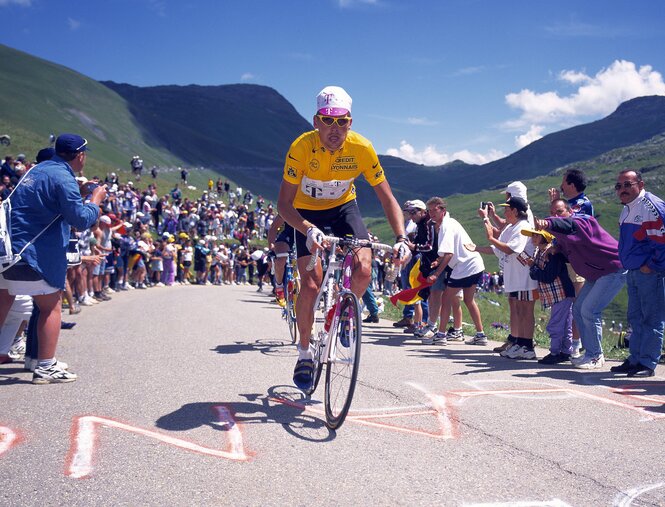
[0,175,61,273]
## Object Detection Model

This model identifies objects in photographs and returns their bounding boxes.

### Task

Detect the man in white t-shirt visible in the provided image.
[436,204,487,345]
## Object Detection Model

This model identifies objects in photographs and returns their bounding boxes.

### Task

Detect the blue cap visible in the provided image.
[55,133,89,154]
[36,147,55,163]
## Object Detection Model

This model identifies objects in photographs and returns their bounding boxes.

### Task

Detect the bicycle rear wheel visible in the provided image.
[324,292,361,429]
[285,281,298,344]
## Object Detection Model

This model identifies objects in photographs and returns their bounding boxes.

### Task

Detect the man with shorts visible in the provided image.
[0,134,106,383]
[277,86,409,390]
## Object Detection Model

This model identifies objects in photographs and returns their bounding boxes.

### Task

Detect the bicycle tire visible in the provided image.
[303,303,326,396]
[324,292,361,429]
[285,281,298,344]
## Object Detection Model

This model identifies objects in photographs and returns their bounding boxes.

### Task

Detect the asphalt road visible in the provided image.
[1,284,664,507]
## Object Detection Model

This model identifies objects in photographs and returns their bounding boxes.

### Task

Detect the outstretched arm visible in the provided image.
[373,180,406,239]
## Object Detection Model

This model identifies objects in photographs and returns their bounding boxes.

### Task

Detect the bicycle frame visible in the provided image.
[310,237,355,369]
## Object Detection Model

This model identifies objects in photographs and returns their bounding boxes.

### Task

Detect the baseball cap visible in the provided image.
[317,86,352,116]
[36,147,55,163]
[55,134,89,154]
[521,228,554,243]
[407,199,426,210]
[498,196,528,213]
[99,215,112,225]
[503,181,528,201]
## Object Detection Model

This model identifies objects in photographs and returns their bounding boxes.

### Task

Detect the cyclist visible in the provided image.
[277,85,410,390]
[266,213,294,307]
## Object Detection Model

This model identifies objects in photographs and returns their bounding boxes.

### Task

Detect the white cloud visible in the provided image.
[515,125,544,149]
[240,73,255,82]
[0,0,31,6]
[406,117,437,126]
[505,60,665,128]
[385,140,505,166]
[67,17,81,30]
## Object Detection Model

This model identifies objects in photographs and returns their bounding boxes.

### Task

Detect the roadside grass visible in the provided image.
[376,291,629,360]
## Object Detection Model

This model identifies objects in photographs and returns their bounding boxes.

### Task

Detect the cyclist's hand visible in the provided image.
[306,226,324,254]
[392,241,411,267]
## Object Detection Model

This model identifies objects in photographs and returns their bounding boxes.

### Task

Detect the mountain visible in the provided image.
[376,95,665,212]
[101,81,312,168]
[1,42,664,216]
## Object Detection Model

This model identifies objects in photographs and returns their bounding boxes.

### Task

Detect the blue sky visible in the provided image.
[2,0,665,166]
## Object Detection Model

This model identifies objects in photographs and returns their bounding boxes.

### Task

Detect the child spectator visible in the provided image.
[523,229,576,364]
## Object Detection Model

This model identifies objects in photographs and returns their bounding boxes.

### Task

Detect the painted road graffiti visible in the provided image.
[2,378,663,480]
[0,426,18,457]
[66,404,248,479]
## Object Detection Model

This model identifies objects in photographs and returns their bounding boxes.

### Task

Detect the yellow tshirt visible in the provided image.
[282,130,386,210]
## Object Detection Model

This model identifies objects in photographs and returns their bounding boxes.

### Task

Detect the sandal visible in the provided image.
[69,303,81,315]
[293,359,314,390]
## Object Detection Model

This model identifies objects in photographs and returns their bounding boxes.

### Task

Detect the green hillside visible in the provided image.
[0,44,182,175]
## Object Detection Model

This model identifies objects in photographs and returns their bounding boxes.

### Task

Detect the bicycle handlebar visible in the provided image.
[305,235,393,272]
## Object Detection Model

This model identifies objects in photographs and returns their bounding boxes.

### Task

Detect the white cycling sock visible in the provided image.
[298,346,313,360]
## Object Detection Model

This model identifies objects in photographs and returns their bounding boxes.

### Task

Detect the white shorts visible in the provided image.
[0,273,59,296]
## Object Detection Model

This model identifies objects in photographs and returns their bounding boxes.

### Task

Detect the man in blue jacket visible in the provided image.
[611,169,665,377]
[0,134,106,384]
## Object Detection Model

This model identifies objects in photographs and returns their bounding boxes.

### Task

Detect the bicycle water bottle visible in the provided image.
[324,305,336,332]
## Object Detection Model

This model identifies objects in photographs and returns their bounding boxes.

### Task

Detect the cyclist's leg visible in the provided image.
[273,242,289,284]
[332,200,371,299]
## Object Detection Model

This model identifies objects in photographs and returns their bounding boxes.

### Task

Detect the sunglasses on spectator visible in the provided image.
[614,181,639,190]
[316,115,351,127]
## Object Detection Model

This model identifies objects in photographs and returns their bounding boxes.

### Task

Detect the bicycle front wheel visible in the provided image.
[324,292,362,430]
[304,301,326,396]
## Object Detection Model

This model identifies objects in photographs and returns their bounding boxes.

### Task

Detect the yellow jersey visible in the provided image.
[282,130,386,210]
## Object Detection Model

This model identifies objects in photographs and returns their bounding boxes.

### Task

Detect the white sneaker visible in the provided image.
[501,343,521,357]
[126,283,136,290]
[25,357,68,372]
[574,354,605,369]
[433,331,448,345]
[446,328,464,342]
[104,287,116,293]
[8,335,26,359]
[465,332,488,346]
[506,345,537,360]
[155,282,165,287]
[79,296,93,307]
[32,362,77,384]
[420,325,439,344]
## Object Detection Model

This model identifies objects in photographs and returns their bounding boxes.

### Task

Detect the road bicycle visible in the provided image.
[304,235,392,430]
[282,250,300,344]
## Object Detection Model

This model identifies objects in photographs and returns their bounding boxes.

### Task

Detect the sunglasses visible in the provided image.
[614,181,639,190]
[316,115,351,127]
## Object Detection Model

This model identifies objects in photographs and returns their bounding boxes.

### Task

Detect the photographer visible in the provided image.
[0,134,106,384]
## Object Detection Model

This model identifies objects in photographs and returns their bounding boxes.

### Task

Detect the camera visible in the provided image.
[480,201,488,209]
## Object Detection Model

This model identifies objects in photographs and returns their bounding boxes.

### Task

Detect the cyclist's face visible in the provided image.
[314,113,352,152]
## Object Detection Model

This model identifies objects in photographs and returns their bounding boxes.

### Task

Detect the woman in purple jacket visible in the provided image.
[536,199,626,370]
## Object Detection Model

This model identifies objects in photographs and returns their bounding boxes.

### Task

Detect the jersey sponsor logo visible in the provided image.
[374,170,383,179]
[372,162,379,169]
[309,159,320,171]
[301,176,353,200]
[330,156,357,172]
[288,153,298,161]
[287,166,297,178]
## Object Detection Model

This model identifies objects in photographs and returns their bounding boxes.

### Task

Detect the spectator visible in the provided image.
[611,169,665,377]
[522,228,575,364]
[0,133,105,384]
[536,199,626,369]
[548,168,594,217]
[477,197,538,359]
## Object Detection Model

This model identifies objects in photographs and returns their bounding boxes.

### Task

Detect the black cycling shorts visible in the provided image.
[295,200,369,259]
[275,223,295,250]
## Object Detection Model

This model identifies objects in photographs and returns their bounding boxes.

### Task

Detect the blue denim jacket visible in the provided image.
[9,156,99,289]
